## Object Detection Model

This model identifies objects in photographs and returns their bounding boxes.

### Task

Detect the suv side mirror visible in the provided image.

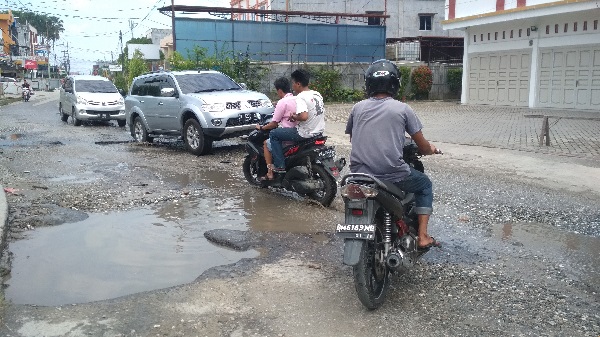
[119,89,127,96]
[160,87,176,97]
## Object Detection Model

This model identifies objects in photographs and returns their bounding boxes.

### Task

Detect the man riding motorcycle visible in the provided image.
[344,59,441,250]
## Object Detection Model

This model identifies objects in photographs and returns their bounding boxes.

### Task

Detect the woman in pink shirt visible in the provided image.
[255,77,298,180]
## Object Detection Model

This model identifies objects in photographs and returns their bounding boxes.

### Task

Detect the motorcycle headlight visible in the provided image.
[340,184,378,199]
[202,103,225,112]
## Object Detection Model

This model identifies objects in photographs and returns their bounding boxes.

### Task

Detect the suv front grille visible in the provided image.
[89,100,120,106]
[226,114,261,127]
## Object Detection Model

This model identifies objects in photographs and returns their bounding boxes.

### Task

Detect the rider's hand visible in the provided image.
[255,124,261,130]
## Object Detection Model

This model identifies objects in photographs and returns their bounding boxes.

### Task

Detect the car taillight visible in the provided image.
[340,183,378,199]
[314,139,326,145]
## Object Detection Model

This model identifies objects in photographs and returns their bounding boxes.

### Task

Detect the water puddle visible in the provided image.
[4,190,341,306]
[493,222,600,289]
[5,197,259,306]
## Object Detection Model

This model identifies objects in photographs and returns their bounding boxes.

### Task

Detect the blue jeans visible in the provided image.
[269,127,306,169]
[392,167,433,215]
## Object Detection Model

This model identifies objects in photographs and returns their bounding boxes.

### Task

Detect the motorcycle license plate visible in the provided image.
[318,148,335,159]
[335,224,375,240]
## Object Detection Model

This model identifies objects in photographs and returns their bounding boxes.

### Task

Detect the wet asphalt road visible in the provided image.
[0,91,598,336]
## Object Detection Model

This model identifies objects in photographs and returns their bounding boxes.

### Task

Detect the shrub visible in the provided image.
[309,66,342,102]
[411,65,433,100]
[447,68,463,95]
[397,66,411,101]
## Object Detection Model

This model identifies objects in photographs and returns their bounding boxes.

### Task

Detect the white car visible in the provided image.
[59,75,126,127]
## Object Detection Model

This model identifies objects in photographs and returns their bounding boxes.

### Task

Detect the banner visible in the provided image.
[24,59,38,69]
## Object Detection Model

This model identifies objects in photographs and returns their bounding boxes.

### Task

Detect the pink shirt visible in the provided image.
[272,93,298,128]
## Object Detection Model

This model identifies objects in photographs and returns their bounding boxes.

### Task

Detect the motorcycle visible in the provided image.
[242,126,346,207]
[335,142,440,309]
[22,87,31,102]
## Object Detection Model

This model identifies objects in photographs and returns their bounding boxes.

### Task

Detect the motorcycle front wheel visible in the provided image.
[352,219,390,310]
[242,155,266,187]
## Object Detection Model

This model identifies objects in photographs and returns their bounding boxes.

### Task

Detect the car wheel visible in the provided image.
[117,120,126,127]
[59,103,68,122]
[72,107,81,126]
[133,116,153,143]
[183,119,212,155]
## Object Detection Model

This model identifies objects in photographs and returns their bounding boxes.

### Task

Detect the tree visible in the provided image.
[127,50,149,88]
[10,10,64,43]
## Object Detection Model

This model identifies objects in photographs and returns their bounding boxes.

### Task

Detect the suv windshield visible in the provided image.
[175,73,241,94]
[75,80,118,93]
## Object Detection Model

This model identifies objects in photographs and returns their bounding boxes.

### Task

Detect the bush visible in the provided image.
[309,66,342,102]
[411,65,433,100]
[397,66,411,101]
[447,68,463,95]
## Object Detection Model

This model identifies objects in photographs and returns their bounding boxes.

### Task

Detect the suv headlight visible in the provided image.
[202,103,225,112]
[77,95,88,104]
[259,99,273,108]
[118,97,125,105]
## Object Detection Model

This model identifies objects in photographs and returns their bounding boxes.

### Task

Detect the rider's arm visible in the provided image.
[411,131,437,155]
[290,110,308,122]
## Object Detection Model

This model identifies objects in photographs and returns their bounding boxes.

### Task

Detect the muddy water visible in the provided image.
[5,187,342,306]
[493,222,600,289]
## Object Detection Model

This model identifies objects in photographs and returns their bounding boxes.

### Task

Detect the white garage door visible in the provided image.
[468,50,531,106]
[538,45,600,110]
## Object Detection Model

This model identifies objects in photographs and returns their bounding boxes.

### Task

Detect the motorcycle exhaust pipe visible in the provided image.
[386,251,404,269]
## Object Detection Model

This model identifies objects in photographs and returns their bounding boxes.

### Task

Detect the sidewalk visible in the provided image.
[326,101,600,159]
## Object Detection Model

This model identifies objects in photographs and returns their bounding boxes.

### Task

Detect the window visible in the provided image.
[367,11,383,26]
[419,15,433,31]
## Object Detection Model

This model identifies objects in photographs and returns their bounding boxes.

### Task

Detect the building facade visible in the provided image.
[443,0,600,111]
[229,0,462,40]
[145,28,171,46]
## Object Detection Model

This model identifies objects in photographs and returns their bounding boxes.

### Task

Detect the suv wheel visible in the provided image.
[72,107,82,126]
[133,116,153,143]
[59,103,68,122]
[183,119,212,155]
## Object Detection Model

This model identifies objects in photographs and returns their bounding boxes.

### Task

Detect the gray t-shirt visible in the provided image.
[345,97,423,182]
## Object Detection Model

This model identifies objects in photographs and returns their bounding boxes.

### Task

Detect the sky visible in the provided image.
[6,0,230,74]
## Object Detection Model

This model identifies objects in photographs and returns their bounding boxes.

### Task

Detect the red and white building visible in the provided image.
[443,0,600,111]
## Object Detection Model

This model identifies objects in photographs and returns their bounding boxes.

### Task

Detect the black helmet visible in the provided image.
[365,59,401,97]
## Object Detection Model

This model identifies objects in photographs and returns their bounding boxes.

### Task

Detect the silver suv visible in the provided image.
[125,70,274,155]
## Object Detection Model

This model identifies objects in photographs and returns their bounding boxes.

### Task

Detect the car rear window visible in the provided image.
[174,73,241,94]
[75,80,118,93]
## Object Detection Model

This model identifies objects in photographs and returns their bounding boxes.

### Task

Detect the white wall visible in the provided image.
[451,0,563,19]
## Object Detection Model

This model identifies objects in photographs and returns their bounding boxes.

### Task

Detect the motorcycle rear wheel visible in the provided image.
[308,164,337,207]
[352,220,390,310]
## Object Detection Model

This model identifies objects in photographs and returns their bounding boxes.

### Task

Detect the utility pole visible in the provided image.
[171,0,176,51]
[129,20,135,39]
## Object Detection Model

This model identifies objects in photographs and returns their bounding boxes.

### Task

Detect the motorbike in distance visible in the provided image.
[336,141,442,309]
[22,87,31,102]
[242,124,346,207]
